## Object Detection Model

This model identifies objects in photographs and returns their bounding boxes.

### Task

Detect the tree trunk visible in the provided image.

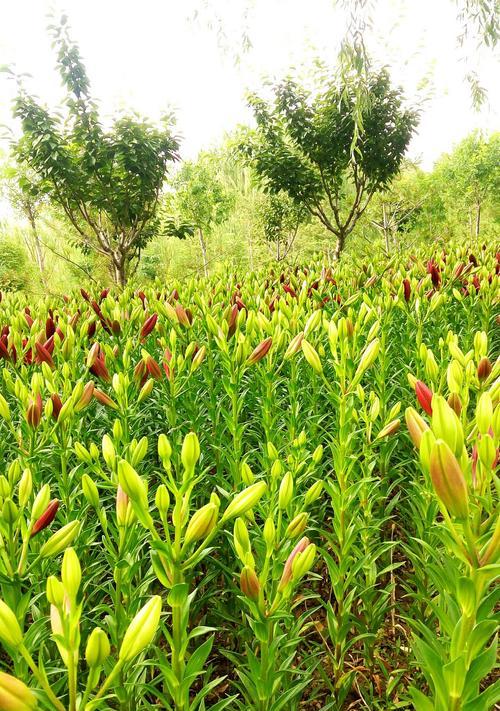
[333,230,346,261]
[112,252,127,288]
[383,203,390,253]
[198,228,208,277]
[27,208,47,287]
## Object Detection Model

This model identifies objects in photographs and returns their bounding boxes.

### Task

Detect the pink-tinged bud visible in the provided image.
[116,485,130,526]
[240,566,260,601]
[26,393,43,429]
[163,348,173,380]
[75,381,95,412]
[403,279,411,302]
[0,671,37,710]
[278,536,310,592]
[376,419,400,439]
[477,357,492,382]
[447,392,462,417]
[140,314,158,340]
[415,380,433,415]
[405,407,429,449]
[94,389,119,410]
[284,332,304,360]
[175,304,191,328]
[247,337,273,366]
[429,440,468,519]
[31,499,59,537]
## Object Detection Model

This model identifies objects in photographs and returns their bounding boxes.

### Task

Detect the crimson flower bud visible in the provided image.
[31,499,59,537]
[247,337,273,366]
[415,380,433,415]
[240,566,260,601]
[477,357,492,382]
[140,314,158,340]
[403,279,411,302]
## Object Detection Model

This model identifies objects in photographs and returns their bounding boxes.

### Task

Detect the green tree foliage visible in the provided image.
[239,68,419,259]
[434,131,499,240]
[257,191,308,261]
[11,16,179,286]
[166,154,234,275]
[0,230,29,291]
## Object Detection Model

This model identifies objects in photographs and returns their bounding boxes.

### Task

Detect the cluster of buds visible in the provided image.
[0,473,80,578]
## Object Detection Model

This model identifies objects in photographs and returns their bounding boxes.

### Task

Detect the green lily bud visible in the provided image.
[432,395,464,457]
[113,419,124,442]
[102,435,116,470]
[477,434,496,470]
[155,484,170,514]
[312,444,323,464]
[39,520,80,558]
[221,482,267,522]
[271,459,283,479]
[291,542,317,583]
[117,460,148,510]
[181,432,200,473]
[353,339,380,384]
[130,437,148,467]
[278,473,294,509]
[234,518,253,565]
[18,470,32,507]
[119,596,162,662]
[31,484,50,520]
[46,576,65,607]
[263,517,275,547]
[301,339,323,374]
[137,378,154,404]
[0,599,23,649]
[278,537,310,592]
[81,475,100,510]
[62,547,81,600]
[0,395,10,421]
[267,442,279,460]
[286,512,308,538]
[0,671,36,710]
[0,476,10,499]
[184,502,218,546]
[476,393,493,435]
[419,429,436,475]
[158,434,172,464]
[240,461,254,485]
[405,407,429,449]
[85,627,110,668]
[304,480,323,507]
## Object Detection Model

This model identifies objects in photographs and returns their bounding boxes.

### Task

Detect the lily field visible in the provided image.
[0,241,498,711]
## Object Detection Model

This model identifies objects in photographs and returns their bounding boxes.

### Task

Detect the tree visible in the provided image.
[239,68,418,260]
[11,17,179,286]
[257,191,307,261]
[0,230,30,292]
[167,154,233,276]
[0,157,48,286]
[435,132,499,241]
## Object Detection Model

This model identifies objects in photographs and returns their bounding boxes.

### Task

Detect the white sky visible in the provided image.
[0,0,498,174]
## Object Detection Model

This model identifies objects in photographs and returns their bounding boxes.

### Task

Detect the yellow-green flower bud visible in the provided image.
[286,512,308,538]
[311,444,323,464]
[353,339,380,383]
[130,437,148,467]
[271,460,283,479]
[46,576,65,607]
[432,395,464,457]
[62,547,81,600]
[181,432,200,473]
[3,499,18,526]
[184,502,218,547]
[117,460,148,510]
[158,434,172,463]
[155,484,170,514]
[0,671,36,710]
[263,517,275,547]
[477,434,496,470]
[31,484,50,520]
[476,393,493,435]
[291,543,317,583]
[240,461,254,485]
[39,520,80,558]
[0,395,10,422]
[102,435,116,470]
[0,600,23,649]
[301,339,322,374]
[221,482,267,522]
[18,470,32,508]
[85,627,110,668]
[304,480,323,507]
[119,596,161,662]
[278,473,294,509]
[267,442,279,460]
[81,475,100,510]
[234,517,252,564]
[405,407,429,449]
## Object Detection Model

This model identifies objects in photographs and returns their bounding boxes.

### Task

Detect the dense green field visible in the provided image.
[0,241,498,711]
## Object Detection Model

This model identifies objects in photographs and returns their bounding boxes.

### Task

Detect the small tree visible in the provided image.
[11,17,179,286]
[168,155,233,276]
[257,191,307,261]
[239,68,418,259]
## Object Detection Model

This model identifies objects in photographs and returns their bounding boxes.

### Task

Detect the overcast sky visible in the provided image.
[0,0,499,173]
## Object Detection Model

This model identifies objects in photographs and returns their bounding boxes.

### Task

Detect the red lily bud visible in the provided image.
[247,337,273,366]
[477,357,492,382]
[140,314,158,340]
[403,279,411,302]
[51,394,63,421]
[415,380,433,415]
[35,341,54,368]
[94,389,119,410]
[145,355,162,380]
[31,499,59,537]
[175,304,191,328]
[26,393,43,429]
